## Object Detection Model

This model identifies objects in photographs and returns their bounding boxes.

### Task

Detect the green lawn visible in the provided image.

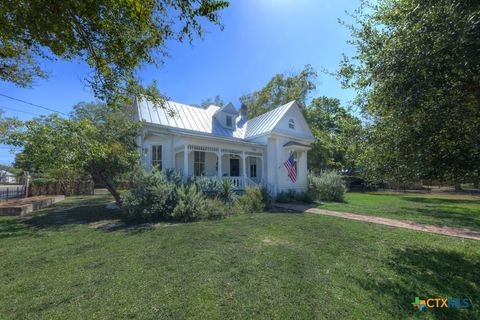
[319,192,480,231]
[0,195,479,319]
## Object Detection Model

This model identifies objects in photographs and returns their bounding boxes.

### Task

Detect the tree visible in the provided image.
[305,97,363,173]
[0,0,229,106]
[6,103,139,204]
[338,0,480,187]
[239,65,317,118]
[200,95,224,108]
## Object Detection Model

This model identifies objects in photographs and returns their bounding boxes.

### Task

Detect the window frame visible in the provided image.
[288,118,295,129]
[193,151,206,176]
[151,145,162,170]
[226,115,233,127]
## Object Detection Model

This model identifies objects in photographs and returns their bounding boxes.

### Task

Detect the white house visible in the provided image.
[134,98,315,195]
[0,170,16,184]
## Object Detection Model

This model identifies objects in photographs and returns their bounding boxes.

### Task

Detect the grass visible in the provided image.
[0,194,479,319]
[319,192,480,231]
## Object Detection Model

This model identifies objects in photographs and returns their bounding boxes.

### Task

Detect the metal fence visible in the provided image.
[0,185,26,201]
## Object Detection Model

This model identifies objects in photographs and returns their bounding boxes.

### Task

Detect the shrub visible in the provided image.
[275,189,296,203]
[172,184,209,221]
[121,170,177,221]
[164,168,183,187]
[238,187,265,212]
[260,186,274,209]
[275,189,313,203]
[204,198,229,220]
[195,176,221,197]
[218,177,237,204]
[295,191,314,203]
[308,171,345,202]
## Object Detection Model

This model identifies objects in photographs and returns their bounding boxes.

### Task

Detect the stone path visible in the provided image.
[274,203,480,241]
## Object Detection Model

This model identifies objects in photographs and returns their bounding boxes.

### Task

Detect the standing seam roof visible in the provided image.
[137,99,295,141]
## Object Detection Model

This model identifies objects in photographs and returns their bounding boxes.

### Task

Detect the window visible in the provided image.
[194,151,205,176]
[250,160,257,178]
[152,145,162,170]
[226,115,233,127]
[288,118,295,129]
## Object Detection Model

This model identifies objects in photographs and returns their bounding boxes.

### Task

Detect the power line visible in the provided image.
[0,104,44,116]
[0,93,67,115]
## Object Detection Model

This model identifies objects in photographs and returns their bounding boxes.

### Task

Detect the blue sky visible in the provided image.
[0,0,359,165]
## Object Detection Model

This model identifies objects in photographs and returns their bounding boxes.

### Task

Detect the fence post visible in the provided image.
[24,171,29,198]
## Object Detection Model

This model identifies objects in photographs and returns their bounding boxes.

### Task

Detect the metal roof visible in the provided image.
[136,98,296,141]
[244,101,295,138]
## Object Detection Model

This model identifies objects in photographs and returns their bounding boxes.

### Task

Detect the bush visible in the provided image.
[275,189,313,203]
[295,191,314,203]
[238,187,265,212]
[164,168,183,187]
[218,177,237,204]
[276,189,297,203]
[172,184,209,221]
[260,186,274,209]
[308,171,345,202]
[121,170,177,221]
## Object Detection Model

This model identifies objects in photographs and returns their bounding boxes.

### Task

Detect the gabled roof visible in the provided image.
[136,98,311,142]
[214,102,237,115]
[244,101,295,138]
[136,99,245,140]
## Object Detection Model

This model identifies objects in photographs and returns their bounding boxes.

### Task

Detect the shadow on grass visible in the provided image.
[17,196,157,233]
[357,247,479,319]
[397,205,480,231]
[401,196,480,205]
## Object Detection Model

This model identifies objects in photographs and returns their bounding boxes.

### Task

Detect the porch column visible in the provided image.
[217,148,222,179]
[262,154,266,182]
[183,144,189,179]
[242,151,247,177]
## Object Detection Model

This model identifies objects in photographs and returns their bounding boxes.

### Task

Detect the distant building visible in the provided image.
[0,170,16,184]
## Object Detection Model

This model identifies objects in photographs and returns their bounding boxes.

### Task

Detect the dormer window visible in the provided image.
[226,115,233,127]
[288,118,295,129]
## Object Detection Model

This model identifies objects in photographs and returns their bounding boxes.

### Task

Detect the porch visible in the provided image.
[174,144,265,189]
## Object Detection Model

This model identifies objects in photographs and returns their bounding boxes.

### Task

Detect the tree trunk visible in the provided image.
[97,174,122,206]
[454,183,463,192]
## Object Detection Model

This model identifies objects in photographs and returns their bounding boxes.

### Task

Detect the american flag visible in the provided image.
[283,153,297,182]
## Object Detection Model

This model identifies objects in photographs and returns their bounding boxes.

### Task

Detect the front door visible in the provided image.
[230,158,240,176]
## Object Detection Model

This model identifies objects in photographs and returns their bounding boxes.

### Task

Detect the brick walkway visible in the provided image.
[275,203,480,241]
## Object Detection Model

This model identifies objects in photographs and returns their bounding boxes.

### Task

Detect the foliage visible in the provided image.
[238,187,265,212]
[198,95,224,108]
[217,177,237,204]
[122,170,177,221]
[275,189,314,203]
[239,65,317,118]
[5,102,139,204]
[0,0,228,105]
[338,0,480,185]
[305,97,363,173]
[172,184,210,222]
[195,176,221,194]
[308,171,345,202]
[237,66,362,174]
[122,171,241,222]
[164,168,183,187]
[260,186,274,209]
